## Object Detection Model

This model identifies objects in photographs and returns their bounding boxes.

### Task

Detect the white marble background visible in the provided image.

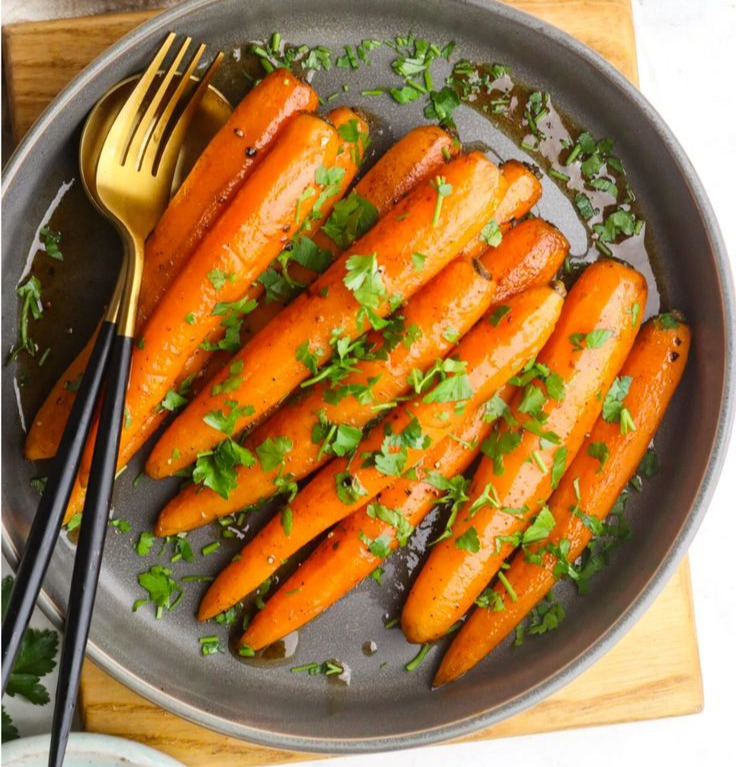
[2,0,735,764]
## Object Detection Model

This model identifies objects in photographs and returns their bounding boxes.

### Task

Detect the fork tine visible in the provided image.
[98,33,176,167]
[124,36,192,169]
[138,42,207,173]
[144,50,224,178]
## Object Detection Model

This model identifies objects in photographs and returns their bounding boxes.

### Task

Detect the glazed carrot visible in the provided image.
[241,125,462,338]
[75,108,367,487]
[401,259,648,644]
[241,386,515,650]
[75,114,339,487]
[137,69,319,325]
[434,316,690,686]
[25,70,317,462]
[458,160,542,261]
[155,218,568,535]
[147,151,506,478]
[198,285,563,620]
[24,320,102,461]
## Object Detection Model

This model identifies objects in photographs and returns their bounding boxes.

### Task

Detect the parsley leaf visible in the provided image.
[10,276,43,360]
[344,253,387,309]
[335,472,368,504]
[358,531,393,559]
[522,506,556,544]
[192,439,256,498]
[455,526,480,553]
[366,503,414,546]
[551,446,568,489]
[40,226,63,261]
[133,565,184,619]
[587,441,610,472]
[482,429,522,475]
[322,193,378,249]
[1,576,59,712]
[256,436,293,472]
[424,86,461,127]
[480,218,502,247]
[422,370,473,404]
[602,375,634,424]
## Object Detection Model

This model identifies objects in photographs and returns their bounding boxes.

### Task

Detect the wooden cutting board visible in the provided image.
[1,2,703,764]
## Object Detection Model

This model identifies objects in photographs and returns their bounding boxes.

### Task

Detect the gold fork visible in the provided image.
[42,35,223,767]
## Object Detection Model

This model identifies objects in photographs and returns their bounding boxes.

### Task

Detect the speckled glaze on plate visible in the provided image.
[2,0,734,754]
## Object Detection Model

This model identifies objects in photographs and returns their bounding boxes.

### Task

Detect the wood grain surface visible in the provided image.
[2,1,702,763]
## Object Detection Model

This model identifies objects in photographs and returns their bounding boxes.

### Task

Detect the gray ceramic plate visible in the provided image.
[2,0,734,754]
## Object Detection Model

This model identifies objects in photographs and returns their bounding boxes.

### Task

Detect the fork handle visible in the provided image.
[1,319,116,694]
[48,333,133,767]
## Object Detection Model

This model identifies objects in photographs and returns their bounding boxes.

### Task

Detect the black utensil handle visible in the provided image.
[1,320,117,694]
[47,333,133,767]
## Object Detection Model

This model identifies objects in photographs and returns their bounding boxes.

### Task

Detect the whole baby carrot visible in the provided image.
[434,315,690,686]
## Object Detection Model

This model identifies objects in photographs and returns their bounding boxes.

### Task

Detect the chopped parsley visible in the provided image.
[366,502,414,546]
[587,441,610,472]
[203,400,255,436]
[322,193,378,249]
[256,435,293,471]
[569,329,612,351]
[290,659,345,676]
[455,526,480,553]
[358,530,393,559]
[430,176,452,227]
[40,226,63,261]
[481,429,522,475]
[602,375,636,434]
[132,565,184,619]
[192,439,256,498]
[343,252,387,309]
[10,276,43,360]
[480,219,502,247]
[335,471,368,504]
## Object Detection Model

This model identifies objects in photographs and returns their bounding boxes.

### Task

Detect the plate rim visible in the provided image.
[2,0,734,754]
[0,732,187,767]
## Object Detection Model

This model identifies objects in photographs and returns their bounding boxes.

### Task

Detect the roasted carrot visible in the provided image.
[155,218,568,535]
[434,316,691,686]
[75,108,367,488]
[198,285,563,620]
[137,69,319,325]
[25,320,102,461]
[240,125,461,338]
[458,160,542,261]
[147,151,506,478]
[241,386,515,650]
[401,259,648,644]
[74,113,339,489]
[25,70,317,462]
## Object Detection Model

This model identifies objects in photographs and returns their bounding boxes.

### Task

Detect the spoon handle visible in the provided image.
[1,317,117,693]
[48,331,133,767]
